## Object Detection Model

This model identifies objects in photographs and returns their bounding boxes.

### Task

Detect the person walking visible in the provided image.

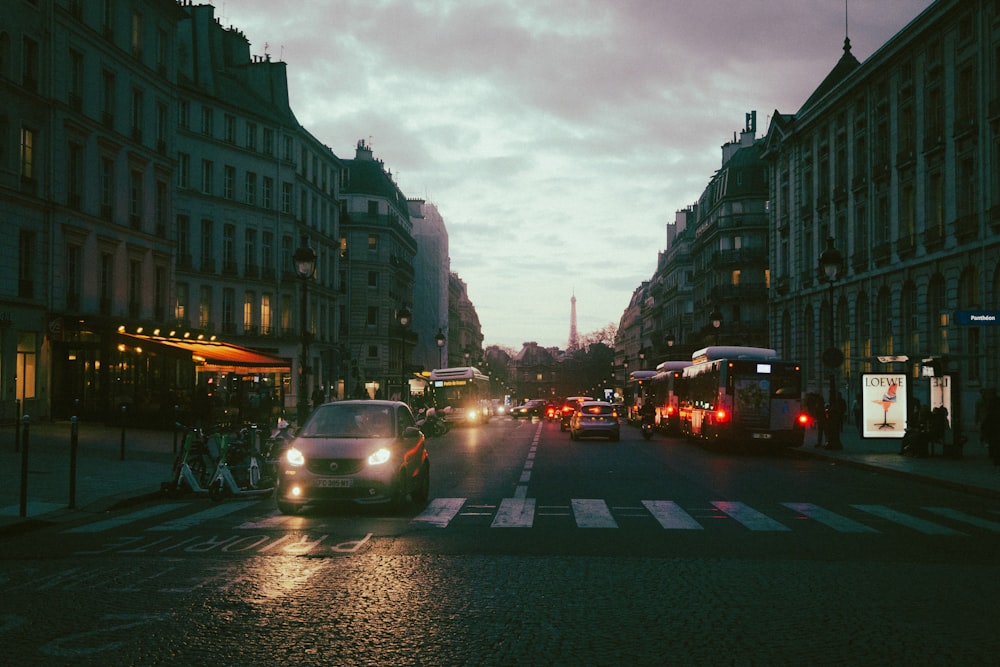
[825,391,845,450]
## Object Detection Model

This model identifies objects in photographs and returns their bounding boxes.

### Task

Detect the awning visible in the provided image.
[119,333,290,374]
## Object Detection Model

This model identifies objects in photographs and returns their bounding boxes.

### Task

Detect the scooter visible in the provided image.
[162,425,220,497]
[416,407,450,437]
[207,426,277,501]
[641,421,654,440]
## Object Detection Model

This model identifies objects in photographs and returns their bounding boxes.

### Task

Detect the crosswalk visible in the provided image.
[55,496,1000,536]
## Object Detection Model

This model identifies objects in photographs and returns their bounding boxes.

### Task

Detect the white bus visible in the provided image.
[429,366,493,425]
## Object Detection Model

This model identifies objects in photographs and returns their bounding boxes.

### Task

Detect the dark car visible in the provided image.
[559,396,594,431]
[510,399,546,419]
[569,400,621,441]
[275,400,429,514]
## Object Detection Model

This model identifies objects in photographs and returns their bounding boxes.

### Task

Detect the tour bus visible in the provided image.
[649,360,693,434]
[627,370,659,422]
[428,366,493,426]
[677,346,808,448]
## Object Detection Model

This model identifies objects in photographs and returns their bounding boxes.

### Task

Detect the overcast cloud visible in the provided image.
[219,0,934,350]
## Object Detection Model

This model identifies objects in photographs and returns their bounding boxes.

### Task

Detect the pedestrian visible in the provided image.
[805,392,825,448]
[852,396,861,433]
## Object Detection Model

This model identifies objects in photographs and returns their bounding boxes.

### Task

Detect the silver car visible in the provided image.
[276,400,430,514]
[569,401,621,441]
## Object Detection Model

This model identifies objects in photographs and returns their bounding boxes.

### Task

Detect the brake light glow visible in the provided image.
[796,412,812,427]
[714,409,730,423]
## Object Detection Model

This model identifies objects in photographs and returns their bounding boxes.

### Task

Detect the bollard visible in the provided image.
[14,399,21,453]
[120,404,127,461]
[69,416,79,509]
[19,415,30,518]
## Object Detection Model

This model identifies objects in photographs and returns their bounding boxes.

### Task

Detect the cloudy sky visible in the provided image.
[219,0,933,351]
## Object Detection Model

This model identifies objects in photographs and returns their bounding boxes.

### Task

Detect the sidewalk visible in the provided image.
[1,419,179,534]
[1,419,998,535]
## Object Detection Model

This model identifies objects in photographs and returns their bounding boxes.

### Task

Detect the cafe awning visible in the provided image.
[119,333,290,374]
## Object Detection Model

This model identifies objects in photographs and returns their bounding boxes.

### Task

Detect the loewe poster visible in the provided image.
[861,373,907,438]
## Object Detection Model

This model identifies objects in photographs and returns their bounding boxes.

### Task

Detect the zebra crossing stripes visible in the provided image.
[851,504,966,536]
[924,507,1000,532]
[65,503,189,533]
[146,501,259,532]
[411,497,467,528]
[571,499,618,528]
[712,501,791,531]
[782,503,879,533]
[642,500,704,530]
[491,498,535,528]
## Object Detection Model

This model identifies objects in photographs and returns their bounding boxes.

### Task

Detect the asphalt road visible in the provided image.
[2,417,998,665]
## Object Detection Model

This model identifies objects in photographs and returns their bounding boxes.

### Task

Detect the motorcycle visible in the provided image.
[641,421,654,440]
[416,406,450,437]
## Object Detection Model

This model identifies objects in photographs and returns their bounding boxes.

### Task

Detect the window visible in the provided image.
[245,171,256,206]
[283,135,293,161]
[178,100,189,129]
[368,234,378,251]
[201,106,213,136]
[261,293,272,335]
[262,231,273,274]
[367,306,378,327]
[16,333,37,401]
[156,27,167,72]
[66,243,81,308]
[199,286,212,328]
[100,157,114,219]
[222,288,235,333]
[154,266,166,320]
[223,165,235,199]
[69,49,83,108]
[368,200,378,218]
[132,89,143,143]
[246,122,257,151]
[368,270,378,287]
[67,142,83,208]
[281,182,293,214]
[176,215,190,261]
[263,127,274,155]
[128,259,142,317]
[102,70,115,126]
[224,114,235,143]
[156,102,167,147]
[19,127,34,181]
[175,282,188,321]
[200,219,214,269]
[22,37,39,91]
[18,230,34,298]
[129,168,143,225]
[222,224,235,271]
[262,176,273,209]
[130,11,143,58]
[244,228,257,271]
[201,159,213,195]
[177,152,190,188]
[100,252,113,313]
[243,291,255,331]
[155,180,166,235]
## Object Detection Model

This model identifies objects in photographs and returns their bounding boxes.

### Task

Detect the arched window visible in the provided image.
[900,281,918,356]
[875,287,893,355]
[855,292,870,375]
[927,274,947,355]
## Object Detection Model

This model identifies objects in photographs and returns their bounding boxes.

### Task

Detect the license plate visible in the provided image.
[752,433,772,439]
[316,478,352,488]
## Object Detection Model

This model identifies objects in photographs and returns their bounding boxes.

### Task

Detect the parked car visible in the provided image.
[510,399,546,419]
[569,401,621,441]
[275,400,430,514]
[559,396,594,431]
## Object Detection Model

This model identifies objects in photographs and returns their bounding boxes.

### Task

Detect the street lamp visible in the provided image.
[293,239,316,426]
[397,305,412,402]
[435,328,445,369]
[818,236,844,449]
[709,308,722,346]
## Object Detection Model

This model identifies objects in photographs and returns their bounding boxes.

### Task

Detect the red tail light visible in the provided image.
[664,406,675,417]
[796,412,812,427]
[714,409,730,423]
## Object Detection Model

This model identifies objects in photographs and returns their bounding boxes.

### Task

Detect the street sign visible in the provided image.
[877,355,909,363]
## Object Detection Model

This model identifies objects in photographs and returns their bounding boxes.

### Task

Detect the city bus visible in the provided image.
[677,346,808,449]
[649,360,692,434]
[627,370,658,422]
[428,366,493,426]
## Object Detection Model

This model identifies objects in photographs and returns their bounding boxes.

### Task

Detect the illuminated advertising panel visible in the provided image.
[861,373,907,439]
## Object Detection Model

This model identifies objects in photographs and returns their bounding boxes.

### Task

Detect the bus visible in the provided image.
[649,360,692,434]
[428,366,493,425]
[627,370,658,422]
[677,346,808,448]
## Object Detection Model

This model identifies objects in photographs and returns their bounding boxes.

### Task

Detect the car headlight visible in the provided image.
[367,447,391,466]
[285,447,305,467]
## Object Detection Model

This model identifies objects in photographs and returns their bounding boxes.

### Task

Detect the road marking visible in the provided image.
[145,501,259,532]
[571,499,618,528]
[782,502,879,533]
[642,500,704,530]
[411,497,466,527]
[712,501,791,531]
[923,507,1000,533]
[852,504,966,535]
[65,504,189,533]
[492,497,535,528]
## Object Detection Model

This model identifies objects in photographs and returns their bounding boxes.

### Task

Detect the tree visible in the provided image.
[579,323,617,349]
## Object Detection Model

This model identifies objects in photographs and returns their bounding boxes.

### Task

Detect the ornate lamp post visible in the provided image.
[819,237,845,449]
[397,305,411,402]
[435,328,445,368]
[293,240,317,426]
[709,308,722,346]
[665,332,675,362]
